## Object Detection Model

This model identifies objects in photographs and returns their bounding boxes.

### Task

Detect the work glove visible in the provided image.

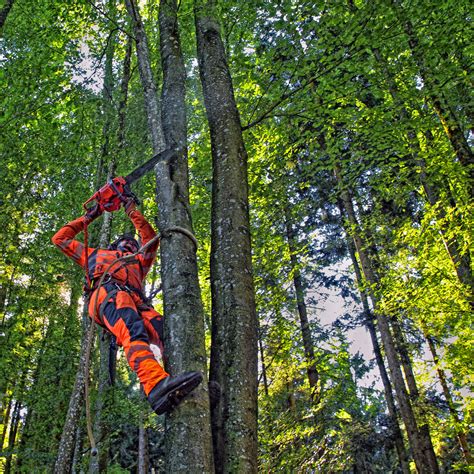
[123,196,137,216]
[83,204,103,224]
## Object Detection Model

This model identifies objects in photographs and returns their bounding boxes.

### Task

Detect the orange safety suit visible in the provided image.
[52,209,169,395]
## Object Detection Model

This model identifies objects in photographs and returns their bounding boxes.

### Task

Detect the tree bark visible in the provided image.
[284,212,319,398]
[125,1,214,472]
[335,163,440,473]
[137,412,148,474]
[0,0,14,32]
[71,423,84,474]
[195,1,258,473]
[54,315,89,474]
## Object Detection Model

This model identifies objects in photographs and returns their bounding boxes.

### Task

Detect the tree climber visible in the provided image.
[52,198,202,415]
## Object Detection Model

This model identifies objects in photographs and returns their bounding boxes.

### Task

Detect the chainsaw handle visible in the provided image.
[83,194,98,211]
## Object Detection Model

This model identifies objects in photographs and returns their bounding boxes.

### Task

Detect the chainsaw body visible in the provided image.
[82,149,175,214]
[83,177,137,213]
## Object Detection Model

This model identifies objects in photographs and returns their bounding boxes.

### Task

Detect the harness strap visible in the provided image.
[93,280,151,326]
[97,287,120,325]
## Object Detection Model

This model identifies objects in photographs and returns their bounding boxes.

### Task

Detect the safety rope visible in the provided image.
[82,225,197,456]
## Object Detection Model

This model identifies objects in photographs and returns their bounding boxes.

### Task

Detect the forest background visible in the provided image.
[0,0,472,472]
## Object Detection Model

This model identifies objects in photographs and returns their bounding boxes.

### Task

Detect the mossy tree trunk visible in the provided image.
[195,1,258,472]
[343,228,410,474]
[335,162,440,474]
[125,1,213,471]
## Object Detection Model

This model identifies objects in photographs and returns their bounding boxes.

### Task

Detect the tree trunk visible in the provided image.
[54,315,90,474]
[335,163,440,473]
[371,45,473,296]
[71,423,84,474]
[284,211,319,398]
[392,1,474,197]
[137,412,148,474]
[125,1,214,471]
[419,158,473,294]
[118,35,133,153]
[195,2,258,473]
[425,333,472,464]
[0,267,17,325]
[124,0,164,152]
[389,316,441,472]
[89,13,118,472]
[390,318,419,400]
[1,394,13,452]
[0,0,14,32]
[0,283,6,316]
[258,322,269,397]
[4,398,21,474]
[344,227,410,473]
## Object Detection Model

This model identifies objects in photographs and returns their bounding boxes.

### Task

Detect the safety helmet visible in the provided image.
[109,233,139,253]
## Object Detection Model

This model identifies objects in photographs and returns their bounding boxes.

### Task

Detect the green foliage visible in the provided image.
[1,0,472,471]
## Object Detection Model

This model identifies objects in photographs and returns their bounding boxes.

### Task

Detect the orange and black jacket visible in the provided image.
[52,209,159,292]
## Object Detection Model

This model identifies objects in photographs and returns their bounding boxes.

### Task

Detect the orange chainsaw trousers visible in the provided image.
[91,288,169,395]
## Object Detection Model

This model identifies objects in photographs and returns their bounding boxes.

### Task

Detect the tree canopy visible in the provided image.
[1,0,472,472]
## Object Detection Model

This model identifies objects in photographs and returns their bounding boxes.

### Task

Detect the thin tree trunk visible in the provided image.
[194,1,258,472]
[389,316,440,472]
[137,412,148,474]
[89,12,118,472]
[54,314,90,474]
[88,32,133,472]
[335,163,440,473]
[125,1,214,472]
[344,228,410,473]
[371,45,473,296]
[118,35,133,153]
[418,158,473,293]
[1,393,13,451]
[0,267,17,325]
[124,0,164,152]
[71,423,84,474]
[4,398,21,474]
[390,318,419,400]
[425,333,472,464]
[258,322,269,397]
[0,0,14,32]
[392,1,474,197]
[16,330,52,469]
[284,212,319,398]
[0,284,6,316]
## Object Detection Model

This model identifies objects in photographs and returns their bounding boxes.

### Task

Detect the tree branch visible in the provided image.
[86,0,135,40]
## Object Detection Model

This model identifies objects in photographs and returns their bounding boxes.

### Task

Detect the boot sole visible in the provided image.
[154,372,203,415]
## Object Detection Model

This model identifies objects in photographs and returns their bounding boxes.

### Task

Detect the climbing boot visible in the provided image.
[147,371,203,415]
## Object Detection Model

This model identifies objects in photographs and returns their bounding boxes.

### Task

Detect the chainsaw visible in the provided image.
[83,149,174,212]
